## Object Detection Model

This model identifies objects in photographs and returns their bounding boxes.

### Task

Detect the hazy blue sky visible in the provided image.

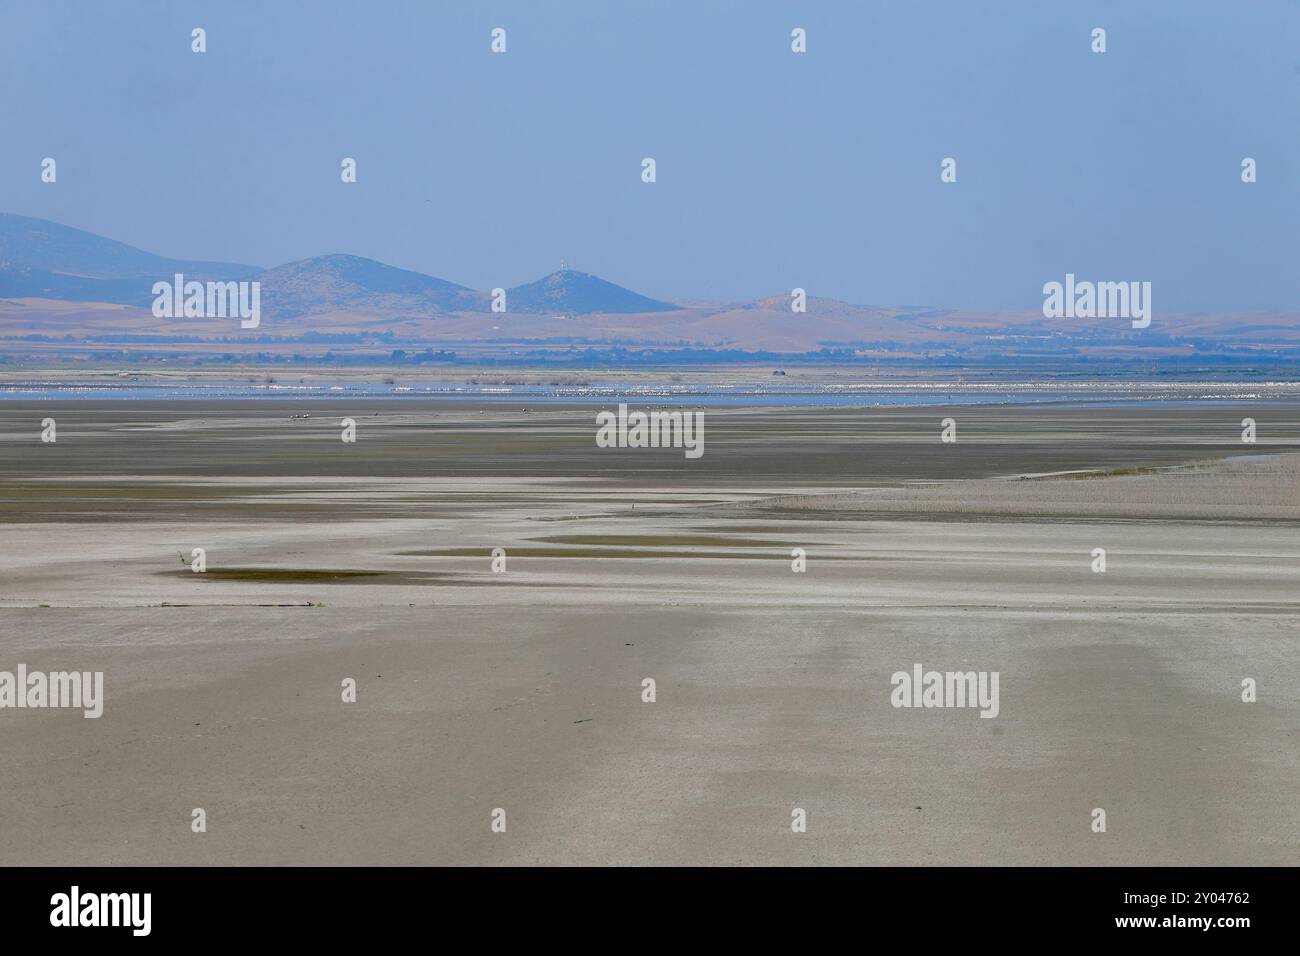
[1,0,1296,310]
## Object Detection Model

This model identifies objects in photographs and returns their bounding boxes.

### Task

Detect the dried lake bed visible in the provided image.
[1,400,1297,865]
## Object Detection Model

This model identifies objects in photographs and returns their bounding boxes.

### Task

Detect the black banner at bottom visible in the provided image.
[0,866,1281,942]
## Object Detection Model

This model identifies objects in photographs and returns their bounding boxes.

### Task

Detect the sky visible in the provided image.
[1,0,1297,311]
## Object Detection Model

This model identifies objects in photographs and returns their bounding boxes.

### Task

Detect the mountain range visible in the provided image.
[1,212,1297,364]
[0,213,676,317]
[0,213,260,307]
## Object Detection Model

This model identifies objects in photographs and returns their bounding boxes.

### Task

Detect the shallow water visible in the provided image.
[5,378,1300,406]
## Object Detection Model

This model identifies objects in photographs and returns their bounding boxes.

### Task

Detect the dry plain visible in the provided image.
[0,400,1297,865]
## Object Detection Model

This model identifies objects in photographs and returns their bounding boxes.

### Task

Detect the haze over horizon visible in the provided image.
[4,3,1300,891]
[1,0,1296,312]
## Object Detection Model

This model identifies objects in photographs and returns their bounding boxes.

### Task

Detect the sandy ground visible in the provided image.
[0,401,1297,865]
